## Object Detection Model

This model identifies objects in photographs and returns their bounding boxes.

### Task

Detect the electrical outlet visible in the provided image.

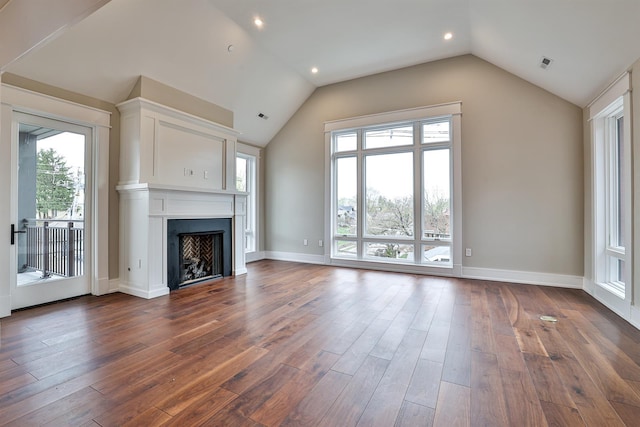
[319,240,323,247]
[303,239,308,246]
[465,248,472,257]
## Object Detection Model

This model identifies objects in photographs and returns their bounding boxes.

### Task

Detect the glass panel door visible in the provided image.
[12,113,91,309]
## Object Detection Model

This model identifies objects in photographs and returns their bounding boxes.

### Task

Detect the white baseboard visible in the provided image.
[461,266,583,289]
[0,295,10,318]
[265,251,326,265]
[119,283,170,299]
[233,268,248,275]
[264,252,585,289]
[630,306,640,330]
[246,251,266,263]
[107,278,121,294]
[582,277,595,295]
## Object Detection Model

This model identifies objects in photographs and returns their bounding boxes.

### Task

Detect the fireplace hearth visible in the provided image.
[167,218,232,290]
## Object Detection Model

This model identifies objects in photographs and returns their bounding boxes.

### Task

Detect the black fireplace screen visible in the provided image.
[167,218,232,290]
[179,231,223,285]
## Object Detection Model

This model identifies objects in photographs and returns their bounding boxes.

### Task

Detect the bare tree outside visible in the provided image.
[423,191,450,238]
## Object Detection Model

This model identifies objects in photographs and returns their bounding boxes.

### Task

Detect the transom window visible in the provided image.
[327,104,461,270]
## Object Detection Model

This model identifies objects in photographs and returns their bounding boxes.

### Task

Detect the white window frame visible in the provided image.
[589,73,632,318]
[237,143,260,259]
[324,103,462,276]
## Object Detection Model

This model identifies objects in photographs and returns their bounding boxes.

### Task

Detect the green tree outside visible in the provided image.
[36,148,75,218]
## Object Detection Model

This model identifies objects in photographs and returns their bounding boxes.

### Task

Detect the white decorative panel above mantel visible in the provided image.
[116,98,246,300]
[116,97,240,190]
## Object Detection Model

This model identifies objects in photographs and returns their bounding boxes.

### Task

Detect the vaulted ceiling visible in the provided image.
[5,0,640,146]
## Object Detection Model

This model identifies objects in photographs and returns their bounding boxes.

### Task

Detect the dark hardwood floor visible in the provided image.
[2,260,640,426]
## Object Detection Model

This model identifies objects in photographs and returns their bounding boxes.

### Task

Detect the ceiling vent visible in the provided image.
[540,56,553,70]
[258,112,269,120]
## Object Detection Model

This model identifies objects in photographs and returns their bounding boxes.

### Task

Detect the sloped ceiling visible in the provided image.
[5,0,640,146]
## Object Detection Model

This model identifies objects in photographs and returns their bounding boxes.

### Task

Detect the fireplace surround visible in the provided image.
[116,97,246,299]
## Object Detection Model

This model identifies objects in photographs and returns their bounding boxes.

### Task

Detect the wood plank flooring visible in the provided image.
[1,260,640,426]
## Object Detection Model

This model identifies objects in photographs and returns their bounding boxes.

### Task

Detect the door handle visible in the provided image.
[11,224,26,245]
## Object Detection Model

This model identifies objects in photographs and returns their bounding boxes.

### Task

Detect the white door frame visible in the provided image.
[0,84,111,317]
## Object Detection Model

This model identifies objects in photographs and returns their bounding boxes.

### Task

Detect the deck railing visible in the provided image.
[24,220,84,278]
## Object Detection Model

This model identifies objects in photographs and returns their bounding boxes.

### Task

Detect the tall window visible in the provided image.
[590,73,632,313]
[606,112,625,287]
[328,104,461,270]
[237,150,258,254]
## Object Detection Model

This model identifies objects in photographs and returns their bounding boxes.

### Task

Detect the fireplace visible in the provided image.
[116,98,247,299]
[167,218,232,290]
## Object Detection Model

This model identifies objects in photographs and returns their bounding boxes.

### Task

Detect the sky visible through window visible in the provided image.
[38,132,84,171]
[337,152,450,200]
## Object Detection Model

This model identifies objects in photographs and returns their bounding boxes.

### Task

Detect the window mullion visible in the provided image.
[414,121,422,263]
[356,129,363,259]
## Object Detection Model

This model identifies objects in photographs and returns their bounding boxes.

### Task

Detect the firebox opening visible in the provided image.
[179,231,223,286]
[167,218,233,291]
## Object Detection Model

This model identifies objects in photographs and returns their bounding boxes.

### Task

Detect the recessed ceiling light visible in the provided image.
[311,67,318,74]
[444,32,453,40]
[254,17,264,28]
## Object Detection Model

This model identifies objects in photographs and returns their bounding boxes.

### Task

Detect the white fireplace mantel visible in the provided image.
[116,98,246,299]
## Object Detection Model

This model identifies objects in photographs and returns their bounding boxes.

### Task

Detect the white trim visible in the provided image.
[324,131,332,270]
[583,277,595,295]
[589,75,633,323]
[108,278,121,294]
[630,306,640,330]
[330,257,456,277]
[592,283,631,320]
[462,267,583,289]
[451,113,463,271]
[324,102,462,132]
[246,251,266,263]
[0,295,10,318]
[264,252,584,289]
[237,141,261,157]
[117,97,238,137]
[265,251,326,265]
[0,84,110,315]
[1,84,111,128]
[588,73,631,119]
[119,283,170,299]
